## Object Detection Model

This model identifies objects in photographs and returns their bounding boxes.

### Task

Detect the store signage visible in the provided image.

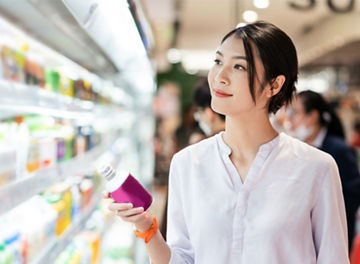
[288,0,355,13]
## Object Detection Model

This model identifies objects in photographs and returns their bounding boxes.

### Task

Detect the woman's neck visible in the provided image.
[212,117,226,134]
[223,111,278,161]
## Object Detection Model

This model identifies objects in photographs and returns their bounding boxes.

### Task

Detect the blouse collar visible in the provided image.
[216,131,282,156]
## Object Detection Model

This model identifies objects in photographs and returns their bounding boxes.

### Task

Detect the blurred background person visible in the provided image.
[191,78,226,142]
[287,90,360,251]
[162,78,227,237]
[269,107,290,133]
[174,105,200,149]
[351,119,360,150]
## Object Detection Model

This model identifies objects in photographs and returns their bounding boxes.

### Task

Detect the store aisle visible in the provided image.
[0,1,156,263]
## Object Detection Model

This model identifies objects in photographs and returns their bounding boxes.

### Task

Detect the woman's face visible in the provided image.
[287,97,306,131]
[287,97,314,131]
[286,97,320,141]
[207,35,269,117]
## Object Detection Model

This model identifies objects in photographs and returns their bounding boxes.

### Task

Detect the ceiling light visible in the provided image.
[242,10,258,23]
[180,50,214,72]
[185,68,199,75]
[236,23,247,28]
[253,0,269,9]
[167,48,182,63]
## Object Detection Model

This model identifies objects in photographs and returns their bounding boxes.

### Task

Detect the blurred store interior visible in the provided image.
[0,0,360,263]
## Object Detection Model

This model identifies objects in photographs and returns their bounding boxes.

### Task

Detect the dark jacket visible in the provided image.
[320,133,360,250]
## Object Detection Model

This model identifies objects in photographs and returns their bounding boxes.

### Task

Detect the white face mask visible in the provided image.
[199,121,212,136]
[292,125,313,141]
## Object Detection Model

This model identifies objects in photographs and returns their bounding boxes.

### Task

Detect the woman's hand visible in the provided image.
[102,191,154,231]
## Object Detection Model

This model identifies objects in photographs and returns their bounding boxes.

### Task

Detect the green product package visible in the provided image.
[45,70,60,92]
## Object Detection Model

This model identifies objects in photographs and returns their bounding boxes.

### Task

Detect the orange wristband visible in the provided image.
[134,216,158,243]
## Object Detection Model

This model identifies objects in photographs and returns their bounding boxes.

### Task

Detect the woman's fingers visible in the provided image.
[124,211,147,223]
[116,207,144,217]
[106,200,147,224]
[108,202,133,212]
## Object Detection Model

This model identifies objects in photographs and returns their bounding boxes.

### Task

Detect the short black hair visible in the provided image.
[221,21,298,114]
[193,78,225,120]
[297,90,345,139]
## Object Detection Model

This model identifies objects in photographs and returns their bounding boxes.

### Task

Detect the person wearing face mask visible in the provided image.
[103,21,349,263]
[287,90,360,252]
[192,78,226,137]
[162,80,226,240]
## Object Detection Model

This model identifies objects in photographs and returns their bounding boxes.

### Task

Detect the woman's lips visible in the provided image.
[214,89,233,98]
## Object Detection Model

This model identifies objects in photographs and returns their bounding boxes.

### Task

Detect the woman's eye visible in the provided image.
[234,64,245,70]
[214,59,222,65]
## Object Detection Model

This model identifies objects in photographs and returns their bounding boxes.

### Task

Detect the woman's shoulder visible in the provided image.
[280,132,336,167]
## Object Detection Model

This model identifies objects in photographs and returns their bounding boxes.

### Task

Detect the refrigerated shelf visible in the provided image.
[0,142,108,215]
[31,192,101,264]
[0,79,94,120]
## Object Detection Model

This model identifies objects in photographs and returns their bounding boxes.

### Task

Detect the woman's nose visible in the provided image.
[215,67,230,85]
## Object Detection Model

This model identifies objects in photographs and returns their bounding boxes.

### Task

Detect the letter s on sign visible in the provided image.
[288,0,316,10]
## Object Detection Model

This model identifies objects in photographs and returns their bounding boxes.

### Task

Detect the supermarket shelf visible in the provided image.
[0,143,107,215]
[0,79,94,119]
[0,1,118,76]
[31,192,101,264]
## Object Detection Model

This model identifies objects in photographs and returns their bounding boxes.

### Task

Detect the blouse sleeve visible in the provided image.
[167,154,195,263]
[311,157,349,264]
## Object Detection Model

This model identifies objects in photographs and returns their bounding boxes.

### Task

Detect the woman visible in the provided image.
[104,21,349,263]
[288,90,360,252]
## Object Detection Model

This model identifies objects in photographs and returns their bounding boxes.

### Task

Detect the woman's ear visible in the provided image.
[267,75,286,98]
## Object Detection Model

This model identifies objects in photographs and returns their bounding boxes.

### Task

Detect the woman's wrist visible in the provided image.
[135,215,159,243]
[135,212,154,232]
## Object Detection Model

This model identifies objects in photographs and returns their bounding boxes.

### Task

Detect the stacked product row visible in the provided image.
[0,172,100,264]
[55,230,102,264]
[0,115,102,186]
[0,45,111,103]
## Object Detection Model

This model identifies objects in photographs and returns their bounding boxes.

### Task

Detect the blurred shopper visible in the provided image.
[174,105,199,151]
[351,119,360,149]
[104,21,349,263]
[188,129,205,145]
[287,90,360,251]
[269,107,290,133]
[163,79,226,239]
[192,78,226,138]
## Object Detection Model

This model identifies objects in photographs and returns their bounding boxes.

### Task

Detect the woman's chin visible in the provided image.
[211,105,227,116]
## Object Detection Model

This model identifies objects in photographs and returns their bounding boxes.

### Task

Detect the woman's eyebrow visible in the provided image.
[232,55,247,61]
[216,50,247,61]
[216,50,224,57]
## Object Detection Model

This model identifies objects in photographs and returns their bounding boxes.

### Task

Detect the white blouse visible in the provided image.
[166,132,349,264]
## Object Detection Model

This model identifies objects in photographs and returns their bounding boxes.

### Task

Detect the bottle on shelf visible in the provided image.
[45,69,60,93]
[59,75,75,98]
[0,122,17,186]
[14,116,30,181]
[1,46,19,82]
[0,241,13,264]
